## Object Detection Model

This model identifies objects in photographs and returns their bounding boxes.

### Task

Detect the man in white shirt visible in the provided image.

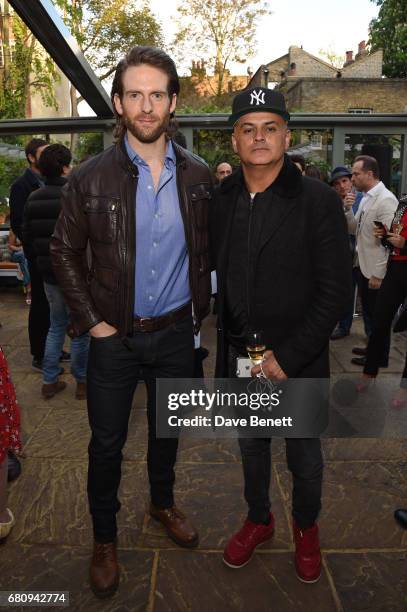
[344,155,398,366]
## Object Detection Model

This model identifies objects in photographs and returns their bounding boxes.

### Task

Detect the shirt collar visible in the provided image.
[124,135,176,168]
[365,181,382,197]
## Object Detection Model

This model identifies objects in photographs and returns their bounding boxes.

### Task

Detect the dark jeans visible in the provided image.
[27,259,50,360]
[87,312,194,543]
[364,261,407,378]
[228,346,323,529]
[356,267,390,362]
[338,272,356,334]
[339,268,373,337]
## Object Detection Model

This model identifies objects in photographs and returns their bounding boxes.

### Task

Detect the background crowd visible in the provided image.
[1,130,406,548]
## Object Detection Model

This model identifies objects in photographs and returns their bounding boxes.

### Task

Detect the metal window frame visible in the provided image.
[2,1,407,193]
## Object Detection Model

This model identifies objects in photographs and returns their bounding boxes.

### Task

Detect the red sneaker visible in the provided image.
[293,522,321,583]
[223,514,274,568]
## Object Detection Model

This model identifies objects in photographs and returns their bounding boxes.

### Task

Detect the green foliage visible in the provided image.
[0,9,60,119]
[55,1,164,84]
[0,155,26,199]
[318,48,344,69]
[368,0,407,78]
[179,101,232,114]
[193,129,239,170]
[174,0,270,98]
[74,132,104,163]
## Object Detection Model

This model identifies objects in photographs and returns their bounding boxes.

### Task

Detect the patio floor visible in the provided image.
[0,285,406,612]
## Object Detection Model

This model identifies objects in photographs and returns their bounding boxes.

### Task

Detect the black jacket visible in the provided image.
[50,140,212,337]
[23,177,67,284]
[212,155,352,378]
[10,168,43,243]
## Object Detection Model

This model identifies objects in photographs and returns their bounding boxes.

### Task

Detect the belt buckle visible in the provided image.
[138,316,151,331]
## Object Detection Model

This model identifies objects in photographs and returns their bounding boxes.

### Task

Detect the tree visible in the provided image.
[74,132,104,163]
[0,155,26,199]
[174,0,270,98]
[194,128,239,170]
[0,1,59,120]
[54,1,163,151]
[368,0,407,78]
[55,0,163,115]
[318,48,344,70]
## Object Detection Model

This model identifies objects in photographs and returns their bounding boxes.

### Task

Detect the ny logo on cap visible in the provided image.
[250,89,266,106]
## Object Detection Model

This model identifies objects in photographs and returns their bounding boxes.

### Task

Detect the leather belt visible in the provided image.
[133,302,191,333]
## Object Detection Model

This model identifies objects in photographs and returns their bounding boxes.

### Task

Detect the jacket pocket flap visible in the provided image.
[188,183,212,202]
[83,197,119,213]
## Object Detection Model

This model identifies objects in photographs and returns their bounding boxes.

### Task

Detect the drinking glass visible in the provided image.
[246,330,266,365]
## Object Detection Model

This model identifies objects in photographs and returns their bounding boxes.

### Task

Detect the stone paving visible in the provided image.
[0,285,406,612]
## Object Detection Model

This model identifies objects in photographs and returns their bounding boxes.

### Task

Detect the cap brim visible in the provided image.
[228,107,290,126]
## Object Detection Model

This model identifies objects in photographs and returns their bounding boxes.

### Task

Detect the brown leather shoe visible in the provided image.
[41,380,66,399]
[89,540,119,598]
[75,382,87,400]
[149,504,199,548]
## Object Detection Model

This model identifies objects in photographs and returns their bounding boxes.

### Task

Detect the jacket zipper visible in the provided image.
[246,192,255,326]
[176,160,197,329]
[124,169,138,335]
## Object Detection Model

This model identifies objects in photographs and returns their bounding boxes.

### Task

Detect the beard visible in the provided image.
[122,111,170,144]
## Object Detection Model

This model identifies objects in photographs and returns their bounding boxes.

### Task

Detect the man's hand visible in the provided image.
[373,223,388,238]
[251,350,288,380]
[90,321,118,338]
[386,232,406,249]
[368,276,382,290]
[343,192,356,210]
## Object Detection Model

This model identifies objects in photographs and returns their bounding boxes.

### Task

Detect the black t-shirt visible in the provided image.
[225,187,275,352]
[225,189,252,352]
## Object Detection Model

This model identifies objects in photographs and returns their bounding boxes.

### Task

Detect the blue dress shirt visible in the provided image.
[125,137,190,317]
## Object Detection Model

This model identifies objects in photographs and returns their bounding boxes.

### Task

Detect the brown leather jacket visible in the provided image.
[50,140,212,337]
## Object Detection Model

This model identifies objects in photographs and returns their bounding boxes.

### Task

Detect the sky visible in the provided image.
[149,0,380,75]
[79,0,380,115]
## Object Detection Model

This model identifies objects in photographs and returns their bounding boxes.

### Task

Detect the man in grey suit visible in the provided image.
[344,155,398,366]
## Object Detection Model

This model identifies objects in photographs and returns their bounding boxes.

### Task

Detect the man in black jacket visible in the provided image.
[50,47,212,598]
[212,88,351,583]
[23,145,89,401]
[10,138,50,369]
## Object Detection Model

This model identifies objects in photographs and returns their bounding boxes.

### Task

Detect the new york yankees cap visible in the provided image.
[229,87,290,126]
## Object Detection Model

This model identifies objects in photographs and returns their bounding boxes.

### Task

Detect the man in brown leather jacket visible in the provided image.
[51,46,212,598]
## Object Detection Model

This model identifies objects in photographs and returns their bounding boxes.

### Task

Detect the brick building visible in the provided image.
[179,60,249,110]
[250,43,407,114]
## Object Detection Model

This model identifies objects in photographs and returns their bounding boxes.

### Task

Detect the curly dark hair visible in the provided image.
[38,144,71,179]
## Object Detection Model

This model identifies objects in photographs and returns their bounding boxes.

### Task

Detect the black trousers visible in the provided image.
[356,267,390,363]
[228,346,323,529]
[87,312,194,543]
[27,259,50,360]
[364,261,407,380]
